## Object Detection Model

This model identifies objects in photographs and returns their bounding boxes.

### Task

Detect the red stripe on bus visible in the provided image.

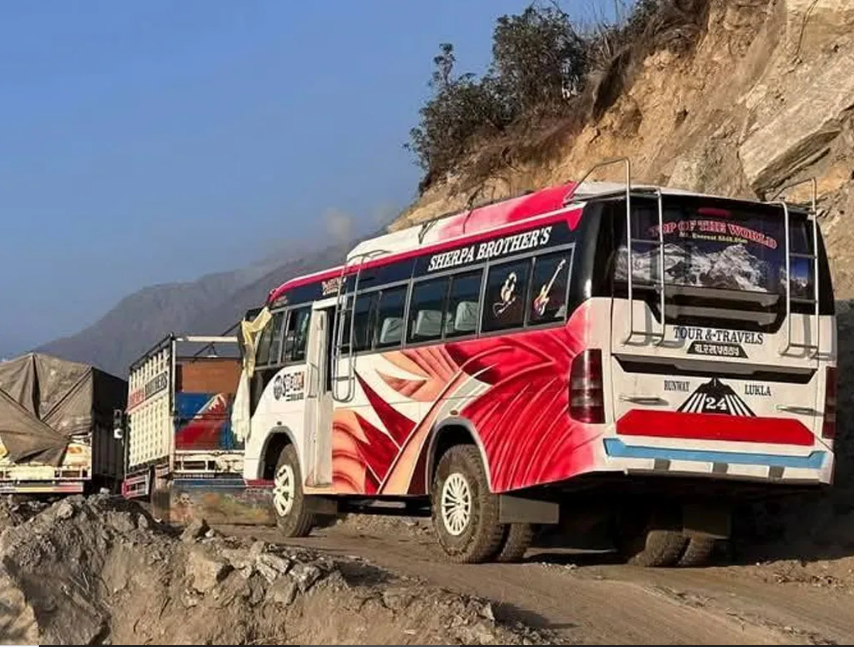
[268,182,584,305]
[616,410,815,446]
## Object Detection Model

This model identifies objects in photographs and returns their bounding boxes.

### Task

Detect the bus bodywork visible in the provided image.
[239,161,836,565]
[121,334,274,525]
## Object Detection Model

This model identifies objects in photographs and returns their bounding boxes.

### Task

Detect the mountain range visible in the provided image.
[34,237,366,377]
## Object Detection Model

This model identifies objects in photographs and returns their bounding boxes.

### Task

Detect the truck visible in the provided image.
[118,334,274,525]
[0,352,126,495]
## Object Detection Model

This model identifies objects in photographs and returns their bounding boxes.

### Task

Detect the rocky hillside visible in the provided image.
[394,0,854,492]
[397,0,854,296]
[0,496,553,645]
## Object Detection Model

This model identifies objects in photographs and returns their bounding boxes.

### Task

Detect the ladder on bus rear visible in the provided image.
[770,178,821,357]
[330,249,390,402]
[565,157,667,345]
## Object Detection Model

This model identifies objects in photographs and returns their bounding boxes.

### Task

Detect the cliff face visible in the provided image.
[395,0,854,294]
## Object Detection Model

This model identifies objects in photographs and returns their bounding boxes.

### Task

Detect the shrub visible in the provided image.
[406,0,710,191]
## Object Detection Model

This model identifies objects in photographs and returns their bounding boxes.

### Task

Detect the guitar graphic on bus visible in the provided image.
[492,258,567,319]
[533,259,566,317]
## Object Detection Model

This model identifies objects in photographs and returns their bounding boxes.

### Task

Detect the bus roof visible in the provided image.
[266,179,803,306]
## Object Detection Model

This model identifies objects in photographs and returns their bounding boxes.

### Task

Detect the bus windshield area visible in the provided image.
[614,197,819,302]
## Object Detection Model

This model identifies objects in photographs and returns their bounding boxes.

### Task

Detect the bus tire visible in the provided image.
[432,445,504,564]
[623,529,689,568]
[678,536,717,568]
[496,523,535,563]
[272,445,316,538]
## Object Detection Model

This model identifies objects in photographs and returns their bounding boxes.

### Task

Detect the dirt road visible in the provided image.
[221,521,854,645]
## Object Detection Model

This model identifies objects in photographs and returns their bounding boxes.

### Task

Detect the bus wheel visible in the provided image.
[621,528,688,568]
[432,446,504,564]
[272,445,316,538]
[496,524,535,563]
[617,508,688,568]
[678,536,717,567]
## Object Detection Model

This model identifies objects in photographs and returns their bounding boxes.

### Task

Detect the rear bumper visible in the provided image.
[0,480,86,495]
[603,438,832,486]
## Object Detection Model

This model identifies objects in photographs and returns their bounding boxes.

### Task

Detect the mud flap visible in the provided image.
[499,494,560,524]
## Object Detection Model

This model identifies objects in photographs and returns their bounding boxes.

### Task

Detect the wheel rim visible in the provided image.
[273,464,296,517]
[441,473,472,536]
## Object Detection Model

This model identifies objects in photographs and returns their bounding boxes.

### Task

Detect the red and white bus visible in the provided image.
[235,159,836,566]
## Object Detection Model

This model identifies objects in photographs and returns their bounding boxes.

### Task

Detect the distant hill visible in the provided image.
[36,268,259,376]
[36,229,381,377]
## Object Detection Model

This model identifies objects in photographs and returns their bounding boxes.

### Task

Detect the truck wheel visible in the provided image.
[496,524,535,563]
[678,537,717,567]
[273,445,316,538]
[432,446,504,564]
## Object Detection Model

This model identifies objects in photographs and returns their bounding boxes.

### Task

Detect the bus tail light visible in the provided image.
[822,366,837,440]
[570,349,605,424]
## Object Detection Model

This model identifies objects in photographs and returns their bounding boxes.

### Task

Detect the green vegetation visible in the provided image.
[406,0,708,192]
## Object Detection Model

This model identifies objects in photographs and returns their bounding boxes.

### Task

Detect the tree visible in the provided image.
[406,44,509,183]
[490,4,588,116]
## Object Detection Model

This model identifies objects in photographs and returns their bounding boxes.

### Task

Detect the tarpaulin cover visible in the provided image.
[0,353,126,465]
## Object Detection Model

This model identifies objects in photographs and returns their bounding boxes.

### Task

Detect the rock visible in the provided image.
[248,576,266,606]
[266,578,298,606]
[182,589,202,608]
[289,562,322,592]
[469,620,499,644]
[480,602,496,622]
[382,588,415,611]
[221,548,252,570]
[105,512,136,534]
[249,540,268,557]
[258,553,292,575]
[137,514,151,531]
[213,572,252,608]
[55,501,75,520]
[187,549,231,593]
[739,45,854,189]
[180,518,210,544]
[255,560,279,584]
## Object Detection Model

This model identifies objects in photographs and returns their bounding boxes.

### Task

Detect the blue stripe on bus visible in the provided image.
[603,439,826,469]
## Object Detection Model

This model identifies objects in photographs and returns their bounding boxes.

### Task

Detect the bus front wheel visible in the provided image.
[272,445,316,538]
[432,445,505,564]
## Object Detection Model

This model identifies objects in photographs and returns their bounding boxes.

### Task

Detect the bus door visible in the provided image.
[303,304,335,488]
[609,195,826,448]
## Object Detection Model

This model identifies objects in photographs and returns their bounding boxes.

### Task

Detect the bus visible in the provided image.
[234,159,836,567]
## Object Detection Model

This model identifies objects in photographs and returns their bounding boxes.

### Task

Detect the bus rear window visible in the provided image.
[614,197,816,300]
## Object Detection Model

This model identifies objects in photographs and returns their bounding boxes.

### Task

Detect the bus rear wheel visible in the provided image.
[496,523,535,563]
[272,445,316,538]
[432,445,504,564]
[617,508,688,568]
[678,536,718,567]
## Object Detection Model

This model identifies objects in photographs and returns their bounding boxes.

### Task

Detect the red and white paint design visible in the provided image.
[330,303,599,496]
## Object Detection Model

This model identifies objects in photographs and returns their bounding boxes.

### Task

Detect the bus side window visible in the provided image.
[529,251,571,324]
[283,306,312,363]
[352,291,379,352]
[482,259,532,333]
[375,286,408,349]
[257,311,285,366]
[445,270,483,338]
[408,277,450,343]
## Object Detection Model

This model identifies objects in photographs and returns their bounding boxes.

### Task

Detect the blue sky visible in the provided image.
[0,1,594,354]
